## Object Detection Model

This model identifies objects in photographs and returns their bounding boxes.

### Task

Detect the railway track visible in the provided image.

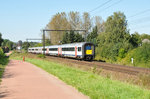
[45,55,150,76]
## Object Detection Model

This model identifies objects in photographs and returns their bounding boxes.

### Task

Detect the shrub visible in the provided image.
[119,48,126,58]
[0,47,4,58]
[37,54,46,58]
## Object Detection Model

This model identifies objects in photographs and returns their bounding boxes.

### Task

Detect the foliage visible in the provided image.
[0,47,5,58]
[1,39,14,50]
[96,12,132,61]
[0,47,9,83]
[47,12,70,44]
[131,43,150,67]
[130,32,142,47]
[118,48,126,58]
[37,54,46,58]
[22,42,30,51]
[34,43,43,47]
[82,12,92,39]
[94,16,105,34]
[46,11,94,44]
[62,31,84,44]
[0,33,3,46]
[87,26,98,46]
[120,43,150,68]
[141,34,150,40]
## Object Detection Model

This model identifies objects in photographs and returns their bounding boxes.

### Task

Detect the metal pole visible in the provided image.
[43,30,45,55]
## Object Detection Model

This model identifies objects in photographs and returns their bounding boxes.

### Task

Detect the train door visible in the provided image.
[58,48,59,56]
[58,47,62,56]
[75,46,77,57]
[46,48,49,55]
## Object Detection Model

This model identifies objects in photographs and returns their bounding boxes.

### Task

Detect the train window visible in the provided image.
[78,47,81,51]
[35,49,38,51]
[86,46,91,50]
[62,47,75,51]
[42,48,46,51]
[32,49,34,51]
[49,48,58,51]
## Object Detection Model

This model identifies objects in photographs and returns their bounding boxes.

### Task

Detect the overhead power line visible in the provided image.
[129,16,150,25]
[89,0,112,13]
[93,0,123,15]
[128,8,150,18]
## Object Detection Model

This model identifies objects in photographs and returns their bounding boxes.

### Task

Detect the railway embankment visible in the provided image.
[8,52,150,99]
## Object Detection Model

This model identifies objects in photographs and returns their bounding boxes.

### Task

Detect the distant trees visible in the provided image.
[1,39,14,50]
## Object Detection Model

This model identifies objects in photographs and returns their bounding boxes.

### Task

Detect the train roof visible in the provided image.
[28,42,94,49]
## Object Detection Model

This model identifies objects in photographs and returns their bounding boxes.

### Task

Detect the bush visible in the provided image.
[0,47,4,58]
[119,48,126,58]
[121,43,150,68]
[37,54,46,58]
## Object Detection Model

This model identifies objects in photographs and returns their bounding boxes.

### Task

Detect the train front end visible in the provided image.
[83,43,95,61]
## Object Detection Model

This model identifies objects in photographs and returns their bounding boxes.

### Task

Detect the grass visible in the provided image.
[10,52,150,99]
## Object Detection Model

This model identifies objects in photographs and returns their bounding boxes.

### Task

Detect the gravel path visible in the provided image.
[0,60,88,99]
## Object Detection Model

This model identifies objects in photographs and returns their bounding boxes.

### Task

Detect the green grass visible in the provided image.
[10,53,150,99]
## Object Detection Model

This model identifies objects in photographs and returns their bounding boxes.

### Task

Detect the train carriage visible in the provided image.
[28,42,95,60]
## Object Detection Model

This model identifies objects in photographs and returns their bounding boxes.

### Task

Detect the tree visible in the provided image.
[140,33,150,40]
[1,39,14,50]
[97,12,132,61]
[87,26,98,46]
[130,32,141,47]
[82,12,92,39]
[75,33,84,42]
[47,12,70,44]
[68,12,81,30]
[62,31,84,44]
[69,31,76,43]
[22,42,30,51]
[94,16,105,34]
[62,32,70,44]
[6,41,13,50]
[0,33,3,46]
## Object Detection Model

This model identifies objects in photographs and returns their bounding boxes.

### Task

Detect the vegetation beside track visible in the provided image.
[10,52,150,99]
[0,48,9,83]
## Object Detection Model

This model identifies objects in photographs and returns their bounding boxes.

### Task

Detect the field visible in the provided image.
[10,52,150,99]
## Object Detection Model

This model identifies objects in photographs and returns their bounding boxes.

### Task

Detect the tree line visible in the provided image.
[45,11,150,68]
[46,12,104,45]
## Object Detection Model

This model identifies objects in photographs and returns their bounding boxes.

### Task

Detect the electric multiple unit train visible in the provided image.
[28,42,95,60]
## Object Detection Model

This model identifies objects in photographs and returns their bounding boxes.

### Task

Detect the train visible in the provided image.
[28,42,95,60]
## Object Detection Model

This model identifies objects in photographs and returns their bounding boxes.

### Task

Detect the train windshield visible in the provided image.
[86,46,91,50]
[85,44,94,55]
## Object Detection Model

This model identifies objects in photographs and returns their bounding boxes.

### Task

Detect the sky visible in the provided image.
[0,0,150,42]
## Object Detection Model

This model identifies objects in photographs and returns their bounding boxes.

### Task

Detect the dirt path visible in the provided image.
[0,60,88,99]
